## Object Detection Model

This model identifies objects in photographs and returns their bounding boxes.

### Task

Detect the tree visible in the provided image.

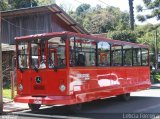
[0,0,55,11]
[128,0,134,30]
[70,5,130,34]
[83,9,117,33]
[136,0,160,22]
[0,0,9,11]
[8,0,38,9]
[36,0,55,6]
[108,30,137,43]
[135,23,160,66]
[75,3,91,15]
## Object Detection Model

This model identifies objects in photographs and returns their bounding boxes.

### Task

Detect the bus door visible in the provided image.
[30,40,47,95]
[46,38,67,95]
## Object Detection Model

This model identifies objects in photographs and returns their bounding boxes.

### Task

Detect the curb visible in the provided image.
[3,101,14,104]
[3,108,30,113]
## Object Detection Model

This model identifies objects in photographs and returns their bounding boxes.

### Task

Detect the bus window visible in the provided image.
[69,37,96,67]
[81,39,96,66]
[123,45,132,66]
[112,44,122,66]
[48,37,66,68]
[98,41,110,66]
[133,48,141,66]
[31,42,39,69]
[18,42,29,69]
[142,48,148,66]
[31,39,46,69]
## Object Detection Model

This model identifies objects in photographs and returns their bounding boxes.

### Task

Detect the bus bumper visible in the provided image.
[14,96,76,105]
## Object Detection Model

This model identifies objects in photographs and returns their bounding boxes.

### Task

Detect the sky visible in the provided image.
[55,0,159,25]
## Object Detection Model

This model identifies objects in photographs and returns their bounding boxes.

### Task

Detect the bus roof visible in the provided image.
[15,31,149,48]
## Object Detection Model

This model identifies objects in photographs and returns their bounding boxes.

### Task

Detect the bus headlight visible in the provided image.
[18,84,23,91]
[59,84,66,92]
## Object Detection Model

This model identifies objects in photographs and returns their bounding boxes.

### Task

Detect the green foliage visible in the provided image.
[10,0,38,9]
[108,30,137,43]
[70,5,130,34]
[36,0,55,6]
[136,0,160,21]
[135,23,160,65]
[76,3,91,15]
[0,0,10,11]
[0,0,55,11]
[136,24,160,47]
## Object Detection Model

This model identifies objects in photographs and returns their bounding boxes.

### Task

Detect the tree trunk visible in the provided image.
[129,0,134,30]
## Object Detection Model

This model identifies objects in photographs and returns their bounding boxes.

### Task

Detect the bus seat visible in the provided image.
[77,54,85,66]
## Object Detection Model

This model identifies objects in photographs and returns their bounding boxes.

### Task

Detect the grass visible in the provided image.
[3,88,17,99]
[156,74,160,81]
[151,71,160,82]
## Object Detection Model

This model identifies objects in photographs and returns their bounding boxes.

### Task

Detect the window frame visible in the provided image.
[47,36,67,69]
[69,36,97,67]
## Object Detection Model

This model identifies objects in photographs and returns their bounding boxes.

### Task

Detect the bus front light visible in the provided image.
[59,84,66,92]
[18,84,23,91]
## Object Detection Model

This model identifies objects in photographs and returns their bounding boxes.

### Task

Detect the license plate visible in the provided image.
[33,99,42,104]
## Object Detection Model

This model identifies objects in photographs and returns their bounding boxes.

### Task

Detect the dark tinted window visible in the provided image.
[112,44,122,66]
[142,49,148,66]
[133,48,141,66]
[70,36,96,67]
[123,45,132,66]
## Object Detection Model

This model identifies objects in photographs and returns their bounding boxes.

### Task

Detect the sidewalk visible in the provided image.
[3,98,29,113]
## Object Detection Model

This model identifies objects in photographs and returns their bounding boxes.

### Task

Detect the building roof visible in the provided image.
[1,4,89,35]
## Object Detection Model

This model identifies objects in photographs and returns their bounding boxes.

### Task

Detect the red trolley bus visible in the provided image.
[14,31,151,111]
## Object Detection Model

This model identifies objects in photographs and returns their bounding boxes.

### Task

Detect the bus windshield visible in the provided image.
[31,39,47,69]
[17,36,66,70]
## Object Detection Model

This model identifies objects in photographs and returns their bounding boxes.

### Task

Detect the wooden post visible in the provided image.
[10,71,15,99]
[0,12,3,114]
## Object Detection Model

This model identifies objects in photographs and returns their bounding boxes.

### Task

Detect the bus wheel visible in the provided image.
[28,104,41,111]
[118,93,130,101]
[66,103,82,113]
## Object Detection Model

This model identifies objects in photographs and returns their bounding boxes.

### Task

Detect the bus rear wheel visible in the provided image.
[28,104,41,111]
[118,93,130,101]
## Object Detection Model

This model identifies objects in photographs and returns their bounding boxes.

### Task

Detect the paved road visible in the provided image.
[2,85,160,119]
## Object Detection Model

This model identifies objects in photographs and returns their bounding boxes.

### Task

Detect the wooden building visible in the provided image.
[1,4,88,44]
[1,4,89,80]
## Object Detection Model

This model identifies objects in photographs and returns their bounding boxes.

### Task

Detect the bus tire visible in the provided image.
[28,104,41,111]
[118,93,130,101]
